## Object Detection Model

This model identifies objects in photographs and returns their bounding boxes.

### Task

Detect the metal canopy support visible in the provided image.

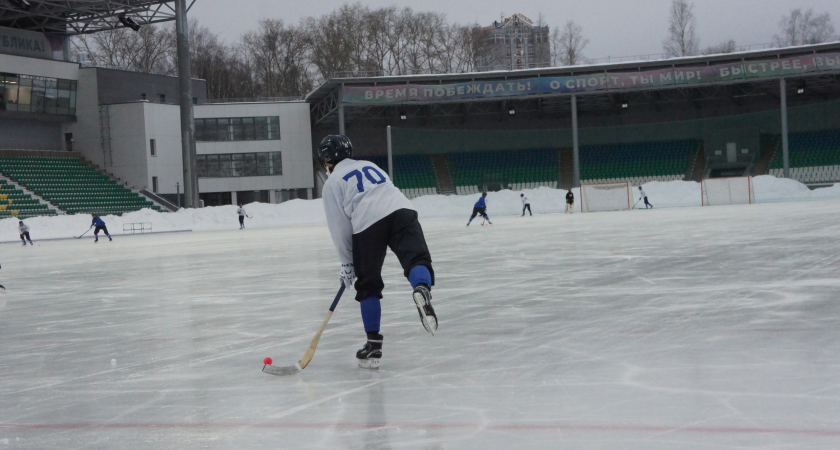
[338,85,345,135]
[571,94,580,188]
[175,0,197,208]
[779,78,790,178]
[386,126,393,177]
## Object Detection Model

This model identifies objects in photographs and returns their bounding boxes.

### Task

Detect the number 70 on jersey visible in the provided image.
[343,166,387,192]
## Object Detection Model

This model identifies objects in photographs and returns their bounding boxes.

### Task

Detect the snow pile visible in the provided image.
[3,175,839,241]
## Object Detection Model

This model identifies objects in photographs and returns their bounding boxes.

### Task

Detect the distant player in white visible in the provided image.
[639,186,653,209]
[237,205,247,229]
[319,135,437,369]
[520,193,532,216]
[18,221,33,246]
[565,190,574,214]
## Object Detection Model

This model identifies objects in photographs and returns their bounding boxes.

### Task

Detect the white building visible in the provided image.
[1,25,314,208]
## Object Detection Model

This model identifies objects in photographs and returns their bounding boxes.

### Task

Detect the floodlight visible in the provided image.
[508,106,515,115]
[797,81,806,94]
[8,0,31,11]
[399,110,407,120]
[118,13,141,32]
[621,102,629,109]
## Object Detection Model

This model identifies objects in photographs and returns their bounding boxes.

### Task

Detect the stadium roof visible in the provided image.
[0,0,193,35]
[308,42,840,127]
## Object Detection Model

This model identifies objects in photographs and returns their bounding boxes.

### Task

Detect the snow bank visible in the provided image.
[4,176,839,241]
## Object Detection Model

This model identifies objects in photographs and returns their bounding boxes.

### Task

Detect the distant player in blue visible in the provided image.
[467,192,492,226]
[90,214,112,242]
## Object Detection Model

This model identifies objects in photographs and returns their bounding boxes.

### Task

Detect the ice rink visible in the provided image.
[2,199,840,449]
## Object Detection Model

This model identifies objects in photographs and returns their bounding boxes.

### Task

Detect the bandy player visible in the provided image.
[319,135,437,369]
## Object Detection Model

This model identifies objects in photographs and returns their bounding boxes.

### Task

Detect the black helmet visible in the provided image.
[318,135,353,166]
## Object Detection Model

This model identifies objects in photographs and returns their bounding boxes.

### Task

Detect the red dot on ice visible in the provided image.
[263,357,273,365]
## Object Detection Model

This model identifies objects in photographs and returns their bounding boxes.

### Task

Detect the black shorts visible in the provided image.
[470,207,487,218]
[352,208,434,301]
[94,225,108,235]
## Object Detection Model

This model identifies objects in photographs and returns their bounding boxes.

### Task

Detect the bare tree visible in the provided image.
[663,0,699,57]
[773,8,835,47]
[533,13,552,68]
[702,39,736,55]
[242,19,313,98]
[551,20,589,66]
[73,25,174,74]
[71,3,549,97]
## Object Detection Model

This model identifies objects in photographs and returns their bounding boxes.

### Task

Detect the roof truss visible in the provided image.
[0,1,194,35]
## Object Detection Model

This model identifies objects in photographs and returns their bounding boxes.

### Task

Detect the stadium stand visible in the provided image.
[370,155,439,199]
[580,140,697,185]
[447,149,558,193]
[768,129,840,184]
[0,179,56,219]
[0,156,162,215]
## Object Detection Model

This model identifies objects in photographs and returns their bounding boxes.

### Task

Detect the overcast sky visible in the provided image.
[189,0,838,60]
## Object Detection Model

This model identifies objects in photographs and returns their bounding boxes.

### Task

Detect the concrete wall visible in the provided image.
[0,117,62,150]
[143,103,183,195]
[94,67,207,105]
[106,103,149,190]
[195,102,314,193]
[67,68,102,165]
[0,53,78,80]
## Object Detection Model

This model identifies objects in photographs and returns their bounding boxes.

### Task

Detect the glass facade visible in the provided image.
[0,73,77,115]
[196,152,282,178]
[195,116,280,141]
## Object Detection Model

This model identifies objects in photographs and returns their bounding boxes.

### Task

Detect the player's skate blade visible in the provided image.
[358,359,380,369]
[412,285,437,335]
[262,362,302,376]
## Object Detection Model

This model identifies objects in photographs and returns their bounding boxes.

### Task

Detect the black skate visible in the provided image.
[356,334,383,369]
[412,284,437,335]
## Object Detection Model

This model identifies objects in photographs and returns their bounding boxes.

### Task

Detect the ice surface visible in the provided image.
[2,196,840,449]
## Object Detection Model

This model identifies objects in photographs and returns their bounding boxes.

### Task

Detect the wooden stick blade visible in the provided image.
[263,362,302,376]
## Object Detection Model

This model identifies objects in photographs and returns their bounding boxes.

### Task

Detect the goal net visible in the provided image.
[701,177,755,206]
[581,182,631,213]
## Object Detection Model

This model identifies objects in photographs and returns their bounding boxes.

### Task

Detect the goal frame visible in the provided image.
[580,181,632,213]
[701,176,755,206]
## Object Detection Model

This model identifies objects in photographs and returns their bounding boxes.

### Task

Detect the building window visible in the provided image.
[152,176,159,193]
[192,97,198,105]
[1,74,76,115]
[195,116,280,142]
[150,139,156,156]
[158,94,165,103]
[196,151,282,178]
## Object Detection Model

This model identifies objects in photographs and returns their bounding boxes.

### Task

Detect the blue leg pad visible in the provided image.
[360,296,381,333]
[408,265,432,289]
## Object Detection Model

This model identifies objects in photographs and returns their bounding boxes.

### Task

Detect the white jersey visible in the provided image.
[237,207,246,216]
[521,195,530,205]
[19,223,29,233]
[322,159,414,265]
[639,189,648,198]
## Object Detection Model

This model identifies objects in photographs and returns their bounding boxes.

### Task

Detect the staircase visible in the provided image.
[559,149,574,189]
[430,154,455,195]
[0,179,57,219]
[688,142,708,181]
[751,135,781,176]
